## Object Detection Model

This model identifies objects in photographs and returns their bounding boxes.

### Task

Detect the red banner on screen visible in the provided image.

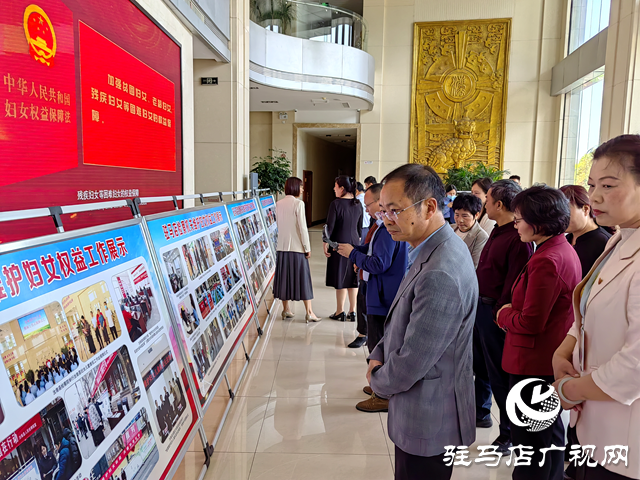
[0,0,78,188]
[0,414,43,462]
[79,22,176,171]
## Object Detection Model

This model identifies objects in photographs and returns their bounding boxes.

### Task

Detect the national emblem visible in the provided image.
[23,5,57,67]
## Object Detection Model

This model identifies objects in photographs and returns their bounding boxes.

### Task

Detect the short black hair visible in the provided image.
[356,182,365,193]
[366,183,383,196]
[509,175,521,181]
[382,164,445,212]
[512,184,570,236]
[364,176,377,185]
[488,179,522,212]
[445,184,457,192]
[452,193,483,216]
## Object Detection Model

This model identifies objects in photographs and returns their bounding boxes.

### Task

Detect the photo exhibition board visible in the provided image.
[0,220,197,480]
[258,195,278,256]
[226,199,276,303]
[143,206,256,407]
[0,0,183,243]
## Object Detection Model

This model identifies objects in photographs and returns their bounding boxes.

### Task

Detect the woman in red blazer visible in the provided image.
[496,185,582,480]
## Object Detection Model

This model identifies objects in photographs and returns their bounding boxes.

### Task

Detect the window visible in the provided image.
[559,68,605,187]
[568,0,611,54]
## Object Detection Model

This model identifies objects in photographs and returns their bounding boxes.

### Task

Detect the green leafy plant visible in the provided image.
[61,346,69,356]
[443,161,510,191]
[254,0,296,35]
[574,151,593,188]
[251,148,292,196]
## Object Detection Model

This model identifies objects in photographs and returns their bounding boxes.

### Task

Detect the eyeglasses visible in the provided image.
[514,217,524,225]
[376,199,425,222]
[365,200,377,208]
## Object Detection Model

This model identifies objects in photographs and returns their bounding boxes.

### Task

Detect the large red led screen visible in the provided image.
[0,0,183,242]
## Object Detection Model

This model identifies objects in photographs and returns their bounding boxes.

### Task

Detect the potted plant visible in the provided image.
[256,0,295,34]
[250,148,292,197]
[443,161,510,191]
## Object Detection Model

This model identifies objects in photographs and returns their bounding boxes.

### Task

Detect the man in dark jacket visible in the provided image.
[62,428,81,471]
[337,183,409,413]
[53,434,74,480]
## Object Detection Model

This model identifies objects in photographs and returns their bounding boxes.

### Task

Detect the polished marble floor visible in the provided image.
[178,230,517,480]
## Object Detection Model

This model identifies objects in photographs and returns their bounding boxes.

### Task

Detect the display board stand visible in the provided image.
[0,189,280,480]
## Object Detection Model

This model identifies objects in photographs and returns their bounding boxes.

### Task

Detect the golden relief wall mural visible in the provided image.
[410,19,511,173]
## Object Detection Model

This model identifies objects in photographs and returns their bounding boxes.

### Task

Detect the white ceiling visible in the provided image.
[300,127,358,149]
[249,81,370,111]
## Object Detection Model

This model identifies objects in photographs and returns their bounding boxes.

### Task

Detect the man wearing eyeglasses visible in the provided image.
[335,183,408,411]
[365,164,478,480]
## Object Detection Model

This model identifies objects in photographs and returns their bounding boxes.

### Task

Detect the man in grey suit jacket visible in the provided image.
[367,164,478,480]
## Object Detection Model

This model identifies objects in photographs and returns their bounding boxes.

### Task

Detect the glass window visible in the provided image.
[568,0,611,54]
[559,68,605,187]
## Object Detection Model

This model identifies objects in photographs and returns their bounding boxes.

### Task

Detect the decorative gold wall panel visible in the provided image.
[409,19,511,172]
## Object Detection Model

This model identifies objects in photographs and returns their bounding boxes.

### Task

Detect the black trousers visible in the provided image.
[509,374,565,480]
[366,314,386,354]
[575,463,634,480]
[395,446,452,480]
[356,280,367,336]
[473,324,492,421]
[475,299,511,437]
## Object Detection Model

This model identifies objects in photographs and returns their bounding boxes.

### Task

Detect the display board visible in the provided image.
[144,206,256,407]
[258,195,278,255]
[226,199,276,303]
[0,0,183,243]
[0,220,197,480]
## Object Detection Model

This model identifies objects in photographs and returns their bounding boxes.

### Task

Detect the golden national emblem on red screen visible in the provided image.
[23,4,56,67]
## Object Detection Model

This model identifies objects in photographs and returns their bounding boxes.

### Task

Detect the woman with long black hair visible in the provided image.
[324,175,363,321]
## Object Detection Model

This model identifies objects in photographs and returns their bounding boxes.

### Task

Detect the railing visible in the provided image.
[250,0,368,51]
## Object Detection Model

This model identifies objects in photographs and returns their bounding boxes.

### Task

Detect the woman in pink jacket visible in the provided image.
[553,134,640,480]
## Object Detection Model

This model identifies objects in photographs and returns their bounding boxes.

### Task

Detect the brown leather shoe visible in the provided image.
[356,393,389,413]
[363,385,373,396]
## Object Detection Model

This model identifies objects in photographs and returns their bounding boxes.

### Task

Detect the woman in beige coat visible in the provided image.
[273,177,319,322]
[552,135,640,480]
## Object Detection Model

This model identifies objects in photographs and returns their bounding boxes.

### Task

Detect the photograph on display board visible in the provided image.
[161,248,187,294]
[233,285,249,318]
[264,207,276,229]
[209,227,234,262]
[0,397,82,480]
[63,281,121,362]
[191,334,213,383]
[249,271,260,297]
[137,335,187,444]
[206,320,224,356]
[0,302,80,408]
[64,346,140,458]
[217,301,239,339]
[194,272,225,321]
[89,409,158,480]
[111,263,160,342]
[219,264,237,292]
[181,236,214,281]
[176,294,200,336]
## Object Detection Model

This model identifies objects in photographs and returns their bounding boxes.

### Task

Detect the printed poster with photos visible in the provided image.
[227,199,275,302]
[144,205,256,406]
[258,195,278,255]
[0,220,197,480]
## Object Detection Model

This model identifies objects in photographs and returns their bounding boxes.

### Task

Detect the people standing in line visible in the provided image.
[474,179,533,453]
[452,194,489,268]
[367,164,477,480]
[495,185,581,479]
[552,135,640,480]
[80,316,96,354]
[96,308,110,345]
[471,177,497,236]
[356,182,371,240]
[324,175,363,322]
[509,174,521,185]
[560,185,613,278]
[354,181,371,346]
[336,183,408,412]
[273,177,319,322]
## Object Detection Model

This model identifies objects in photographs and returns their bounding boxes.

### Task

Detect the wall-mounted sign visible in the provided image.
[200,77,218,85]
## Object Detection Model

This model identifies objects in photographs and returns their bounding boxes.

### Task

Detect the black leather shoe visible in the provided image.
[476,416,493,428]
[348,312,356,322]
[329,312,346,321]
[348,336,367,348]
[492,434,512,455]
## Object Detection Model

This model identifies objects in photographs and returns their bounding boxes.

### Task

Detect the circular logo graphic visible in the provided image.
[506,378,561,432]
[23,5,57,67]
[442,69,476,102]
